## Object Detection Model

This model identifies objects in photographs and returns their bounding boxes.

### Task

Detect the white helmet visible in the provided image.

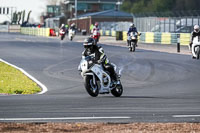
[194,25,199,33]
[130,23,134,28]
[71,23,75,27]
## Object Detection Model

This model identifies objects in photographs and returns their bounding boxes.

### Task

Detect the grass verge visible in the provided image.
[0,61,41,94]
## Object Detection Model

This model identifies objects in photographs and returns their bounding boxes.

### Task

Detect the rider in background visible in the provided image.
[90,24,94,34]
[189,25,200,50]
[82,37,118,83]
[91,22,101,44]
[60,24,66,31]
[127,23,139,46]
[70,23,76,31]
[59,24,67,35]
[92,22,100,33]
[65,24,69,34]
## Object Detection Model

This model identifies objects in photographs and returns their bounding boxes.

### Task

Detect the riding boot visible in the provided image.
[136,40,138,47]
[127,40,129,46]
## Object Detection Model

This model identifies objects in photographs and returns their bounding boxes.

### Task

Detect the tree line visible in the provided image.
[121,0,200,14]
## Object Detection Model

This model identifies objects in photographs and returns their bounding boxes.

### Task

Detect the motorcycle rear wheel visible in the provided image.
[111,84,123,97]
[84,76,99,97]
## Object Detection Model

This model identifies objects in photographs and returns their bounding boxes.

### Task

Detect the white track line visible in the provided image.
[173,115,200,118]
[0,58,48,94]
[0,116,131,121]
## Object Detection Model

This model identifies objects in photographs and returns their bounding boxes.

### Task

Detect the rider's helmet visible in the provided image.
[194,25,200,33]
[95,22,99,27]
[61,24,65,27]
[83,37,95,52]
[130,23,134,28]
[71,23,75,27]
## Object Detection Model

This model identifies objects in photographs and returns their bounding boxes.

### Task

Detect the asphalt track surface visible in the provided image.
[0,33,200,123]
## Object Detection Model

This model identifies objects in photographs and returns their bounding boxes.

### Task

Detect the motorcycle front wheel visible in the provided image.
[132,41,136,52]
[61,35,64,40]
[70,36,73,41]
[84,75,99,97]
[111,84,123,97]
[196,47,200,59]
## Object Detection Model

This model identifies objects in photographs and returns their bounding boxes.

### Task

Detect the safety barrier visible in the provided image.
[141,32,190,45]
[102,29,191,46]
[20,27,50,37]
[180,33,191,46]
[20,27,191,46]
[161,33,171,44]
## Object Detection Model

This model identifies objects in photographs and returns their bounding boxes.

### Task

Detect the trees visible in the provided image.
[121,0,200,14]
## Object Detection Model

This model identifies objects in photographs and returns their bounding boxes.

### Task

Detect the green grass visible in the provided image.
[0,61,41,94]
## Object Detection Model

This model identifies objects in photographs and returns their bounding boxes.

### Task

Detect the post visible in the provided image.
[75,0,77,18]
[75,0,77,28]
[177,34,180,53]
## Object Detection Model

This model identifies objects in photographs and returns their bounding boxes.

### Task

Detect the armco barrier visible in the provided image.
[139,33,145,42]
[105,30,110,36]
[103,29,190,46]
[171,33,178,44]
[161,33,171,44]
[123,31,127,41]
[20,27,50,37]
[154,32,161,43]
[180,33,190,46]
[111,31,116,37]
[145,32,154,43]
[116,31,123,40]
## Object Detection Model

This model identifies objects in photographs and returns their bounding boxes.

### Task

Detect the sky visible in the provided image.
[0,0,48,23]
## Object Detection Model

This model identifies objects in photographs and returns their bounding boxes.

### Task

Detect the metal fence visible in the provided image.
[134,17,200,33]
[134,10,200,33]
[99,21,132,32]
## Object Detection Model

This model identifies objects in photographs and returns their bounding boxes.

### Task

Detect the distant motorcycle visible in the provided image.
[92,30,100,45]
[192,36,200,59]
[78,56,123,97]
[59,29,66,40]
[128,32,140,52]
[68,29,75,41]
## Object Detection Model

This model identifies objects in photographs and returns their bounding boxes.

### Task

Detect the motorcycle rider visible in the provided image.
[127,23,139,46]
[92,22,100,32]
[82,37,118,83]
[92,22,101,42]
[59,24,66,35]
[70,23,76,31]
[189,25,200,50]
[60,24,66,32]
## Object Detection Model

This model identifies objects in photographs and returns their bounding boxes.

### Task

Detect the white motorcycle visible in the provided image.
[78,56,123,97]
[68,29,75,41]
[192,36,200,59]
[127,32,139,52]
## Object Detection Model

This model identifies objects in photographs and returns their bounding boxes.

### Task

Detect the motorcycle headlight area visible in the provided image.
[81,60,93,70]
[88,60,94,68]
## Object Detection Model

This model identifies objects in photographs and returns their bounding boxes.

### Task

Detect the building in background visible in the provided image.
[43,0,125,32]
[42,5,65,29]
[46,5,61,18]
[68,9,132,33]
[63,0,121,19]
[0,7,17,24]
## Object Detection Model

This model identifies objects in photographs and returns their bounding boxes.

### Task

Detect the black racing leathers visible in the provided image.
[82,45,117,81]
[190,31,200,48]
